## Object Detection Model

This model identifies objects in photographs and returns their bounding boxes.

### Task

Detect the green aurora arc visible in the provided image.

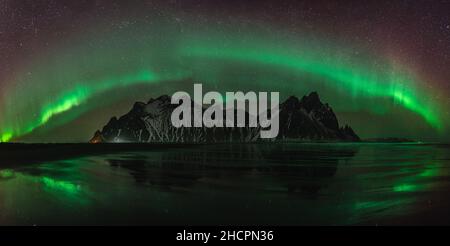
[1,70,187,142]
[0,24,446,142]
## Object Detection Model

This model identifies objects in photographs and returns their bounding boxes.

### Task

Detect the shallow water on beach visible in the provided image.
[1,143,450,225]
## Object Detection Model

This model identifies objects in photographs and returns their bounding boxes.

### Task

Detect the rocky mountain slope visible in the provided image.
[90,92,360,143]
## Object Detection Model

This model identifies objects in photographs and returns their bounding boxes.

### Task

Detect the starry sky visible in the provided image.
[0,0,449,142]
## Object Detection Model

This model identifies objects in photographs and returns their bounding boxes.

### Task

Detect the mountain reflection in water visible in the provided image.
[1,143,449,225]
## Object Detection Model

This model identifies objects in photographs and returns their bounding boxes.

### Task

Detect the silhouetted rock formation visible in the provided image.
[90,92,360,143]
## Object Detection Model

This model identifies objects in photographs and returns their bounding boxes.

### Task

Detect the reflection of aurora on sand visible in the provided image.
[0,143,449,225]
[0,22,445,142]
[0,169,84,200]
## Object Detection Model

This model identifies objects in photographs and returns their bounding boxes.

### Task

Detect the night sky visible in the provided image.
[0,0,449,142]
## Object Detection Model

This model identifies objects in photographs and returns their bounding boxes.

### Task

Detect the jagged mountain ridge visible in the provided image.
[90,92,360,143]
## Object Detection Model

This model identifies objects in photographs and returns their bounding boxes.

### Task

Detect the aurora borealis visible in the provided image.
[1,0,449,142]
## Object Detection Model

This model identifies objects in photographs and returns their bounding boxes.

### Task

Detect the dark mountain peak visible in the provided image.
[144,95,173,118]
[339,124,360,141]
[281,92,340,132]
[300,91,324,112]
[306,91,320,100]
[107,117,118,125]
[286,95,300,103]
[91,92,360,143]
[156,95,171,102]
[281,96,300,110]
[132,101,146,112]
[127,102,147,117]
[133,101,146,108]
[148,95,171,104]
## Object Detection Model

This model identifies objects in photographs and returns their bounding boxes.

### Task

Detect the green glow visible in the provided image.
[393,184,418,192]
[1,133,12,142]
[419,168,439,178]
[38,70,157,126]
[1,70,186,141]
[41,177,80,195]
[0,23,445,141]
[0,169,15,179]
[181,39,442,130]
[1,170,82,198]
[393,162,441,193]
[355,200,393,210]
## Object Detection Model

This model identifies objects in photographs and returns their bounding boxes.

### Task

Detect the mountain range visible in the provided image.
[89,92,360,143]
